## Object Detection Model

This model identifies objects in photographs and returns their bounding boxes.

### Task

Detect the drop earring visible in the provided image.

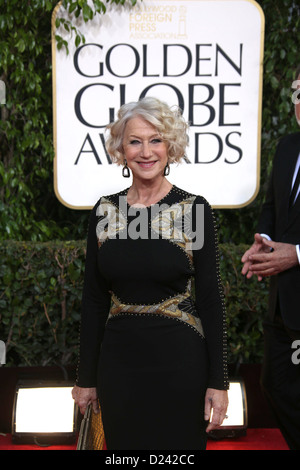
[164,162,170,176]
[122,159,131,178]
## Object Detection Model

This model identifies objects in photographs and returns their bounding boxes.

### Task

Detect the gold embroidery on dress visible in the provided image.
[96,195,204,337]
[150,196,196,263]
[108,280,204,337]
[96,196,198,264]
[96,197,127,247]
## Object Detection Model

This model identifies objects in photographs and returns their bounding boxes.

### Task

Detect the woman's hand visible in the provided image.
[204,388,228,433]
[71,385,100,415]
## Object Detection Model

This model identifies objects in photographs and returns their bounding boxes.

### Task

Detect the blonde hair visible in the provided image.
[105,97,189,165]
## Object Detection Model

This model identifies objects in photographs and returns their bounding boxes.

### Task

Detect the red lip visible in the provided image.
[137,161,157,168]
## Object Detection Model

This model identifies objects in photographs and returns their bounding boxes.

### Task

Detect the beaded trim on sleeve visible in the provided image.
[210,203,229,390]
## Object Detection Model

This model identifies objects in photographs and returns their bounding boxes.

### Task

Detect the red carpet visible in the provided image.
[0,429,289,450]
[207,428,289,450]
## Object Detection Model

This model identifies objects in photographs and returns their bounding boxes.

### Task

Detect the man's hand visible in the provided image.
[246,238,298,278]
[205,388,228,433]
[71,385,99,415]
[241,233,271,281]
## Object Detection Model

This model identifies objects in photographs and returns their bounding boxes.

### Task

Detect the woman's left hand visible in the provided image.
[204,388,228,432]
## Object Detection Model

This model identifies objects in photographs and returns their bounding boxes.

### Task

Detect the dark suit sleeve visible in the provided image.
[257,133,300,239]
[256,136,290,238]
[257,164,276,238]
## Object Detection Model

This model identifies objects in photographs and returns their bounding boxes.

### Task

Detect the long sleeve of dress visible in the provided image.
[193,196,229,390]
[76,201,111,387]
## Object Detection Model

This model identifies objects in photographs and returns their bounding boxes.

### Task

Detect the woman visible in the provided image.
[72,97,228,450]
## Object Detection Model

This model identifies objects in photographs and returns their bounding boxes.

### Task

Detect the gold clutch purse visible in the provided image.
[76,403,105,450]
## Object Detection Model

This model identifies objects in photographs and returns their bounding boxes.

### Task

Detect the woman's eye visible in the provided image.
[128,138,162,145]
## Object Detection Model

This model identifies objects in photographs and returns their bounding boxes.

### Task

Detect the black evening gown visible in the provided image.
[76,185,228,450]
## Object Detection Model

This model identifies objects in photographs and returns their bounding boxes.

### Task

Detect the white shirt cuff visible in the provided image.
[296,245,300,265]
[260,233,271,241]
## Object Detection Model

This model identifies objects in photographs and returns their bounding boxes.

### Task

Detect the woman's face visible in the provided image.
[122,116,168,182]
